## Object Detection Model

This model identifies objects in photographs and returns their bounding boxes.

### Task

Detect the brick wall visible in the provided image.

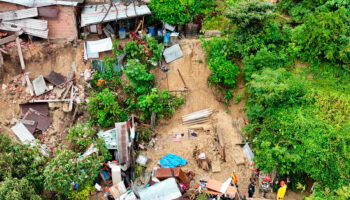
[0,3,78,40]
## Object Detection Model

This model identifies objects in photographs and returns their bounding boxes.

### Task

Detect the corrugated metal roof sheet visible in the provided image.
[11,122,35,144]
[81,2,151,27]
[0,8,38,21]
[0,22,48,38]
[163,44,183,63]
[2,19,48,30]
[0,0,83,7]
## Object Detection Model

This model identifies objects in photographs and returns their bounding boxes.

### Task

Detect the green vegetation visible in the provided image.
[88,88,127,127]
[202,37,239,104]
[67,123,95,152]
[0,135,47,197]
[202,0,350,198]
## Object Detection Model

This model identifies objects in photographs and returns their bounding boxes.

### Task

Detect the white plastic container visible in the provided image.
[111,165,122,185]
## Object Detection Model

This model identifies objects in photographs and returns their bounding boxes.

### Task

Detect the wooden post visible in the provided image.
[16,37,25,70]
[217,127,226,162]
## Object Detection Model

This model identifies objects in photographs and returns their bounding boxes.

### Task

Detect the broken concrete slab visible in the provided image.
[32,75,47,96]
[163,44,183,63]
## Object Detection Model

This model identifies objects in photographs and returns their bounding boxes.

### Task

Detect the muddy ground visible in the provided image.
[0,38,304,199]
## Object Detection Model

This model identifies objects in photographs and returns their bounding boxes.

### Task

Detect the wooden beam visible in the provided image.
[16,37,25,70]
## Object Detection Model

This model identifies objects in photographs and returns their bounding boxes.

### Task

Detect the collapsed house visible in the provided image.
[0,0,84,40]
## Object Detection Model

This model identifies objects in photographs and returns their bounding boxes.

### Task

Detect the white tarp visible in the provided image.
[163,44,183,63]
[81,2,151,27]
[242,143,254,162]
[11,122,35,144]
[138,178,182,200]
[85,38,113,59]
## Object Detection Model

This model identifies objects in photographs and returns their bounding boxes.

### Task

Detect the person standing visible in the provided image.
[277,181,287,200]
[231,170,238,187]
[248,179,256,198]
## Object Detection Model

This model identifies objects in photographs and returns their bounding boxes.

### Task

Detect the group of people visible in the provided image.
[230,168,288,200]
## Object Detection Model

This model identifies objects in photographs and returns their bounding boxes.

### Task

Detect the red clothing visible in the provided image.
[261,176,272,185]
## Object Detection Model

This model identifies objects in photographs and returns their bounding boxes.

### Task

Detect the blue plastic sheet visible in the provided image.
[159,153,187,168]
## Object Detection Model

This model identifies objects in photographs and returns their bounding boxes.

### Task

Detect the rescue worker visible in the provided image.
[248,179,256,198]
[277,180,287,200]
[231,170,238,187]
[260,175,272,198]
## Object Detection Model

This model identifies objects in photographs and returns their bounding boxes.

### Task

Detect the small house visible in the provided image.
[0,0,84,40]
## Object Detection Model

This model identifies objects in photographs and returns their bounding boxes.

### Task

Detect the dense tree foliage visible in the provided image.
[203,0,350,197]
[0,135,47,195]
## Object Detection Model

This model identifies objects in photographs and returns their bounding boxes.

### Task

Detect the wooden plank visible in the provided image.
[25,73,34,96]
[0,8,38,21]
[16,37,25,70]
[0,30,23,45]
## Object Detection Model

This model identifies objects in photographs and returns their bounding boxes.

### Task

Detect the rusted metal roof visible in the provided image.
[116,121,129,164]
[0,0,84,7]
[45,71,67,86]
[19,102,49,116]
[81,2,151,27]
[24,109,52,132]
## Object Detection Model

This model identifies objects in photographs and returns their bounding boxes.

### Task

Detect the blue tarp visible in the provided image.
[159,153,187,168]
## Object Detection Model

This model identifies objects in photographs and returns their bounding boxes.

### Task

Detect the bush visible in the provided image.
[88,88,127,127]
[202,37,239,89]
[124,59,154,95]
[137,88,184,121]
[149,0,198,25]
[44,142,110,197]
[242,48,288,81]
[67,123,95,152]
[0,177,42,200]
[124,41,147,63]
[290,8,349,66]
[0,134,47,194]
[147,37,163,64]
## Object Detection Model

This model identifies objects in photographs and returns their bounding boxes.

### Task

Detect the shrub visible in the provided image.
[149,0,192,25]
[124,41,147,63]
[147,37,163,64]
[242,48,288,81]
[88,88,127,127]
[0,178,42,200]
[67,123,95,152]
[137,88,184,121]
[0,134,47,194]
[44,142,110,197]
[290,8,350,66]
[124,59,154,95]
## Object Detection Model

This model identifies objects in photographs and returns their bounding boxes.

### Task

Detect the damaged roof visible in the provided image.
[0,0,84,7]
[81,2,151,27]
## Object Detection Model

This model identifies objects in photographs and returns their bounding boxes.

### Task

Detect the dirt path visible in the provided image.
[150,39,251,195]
[149,39,303,200]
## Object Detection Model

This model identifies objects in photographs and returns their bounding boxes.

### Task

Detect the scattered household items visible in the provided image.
[202,178,238,199]
[136,154,148,165]
[112,166,122,185]
[193,146,211,171]
[138,178,182,200]
[80,2,151,27]
[155,167,194,187]
[182,108,213,125]
[163,44,183,63]
[159,153,187,168]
